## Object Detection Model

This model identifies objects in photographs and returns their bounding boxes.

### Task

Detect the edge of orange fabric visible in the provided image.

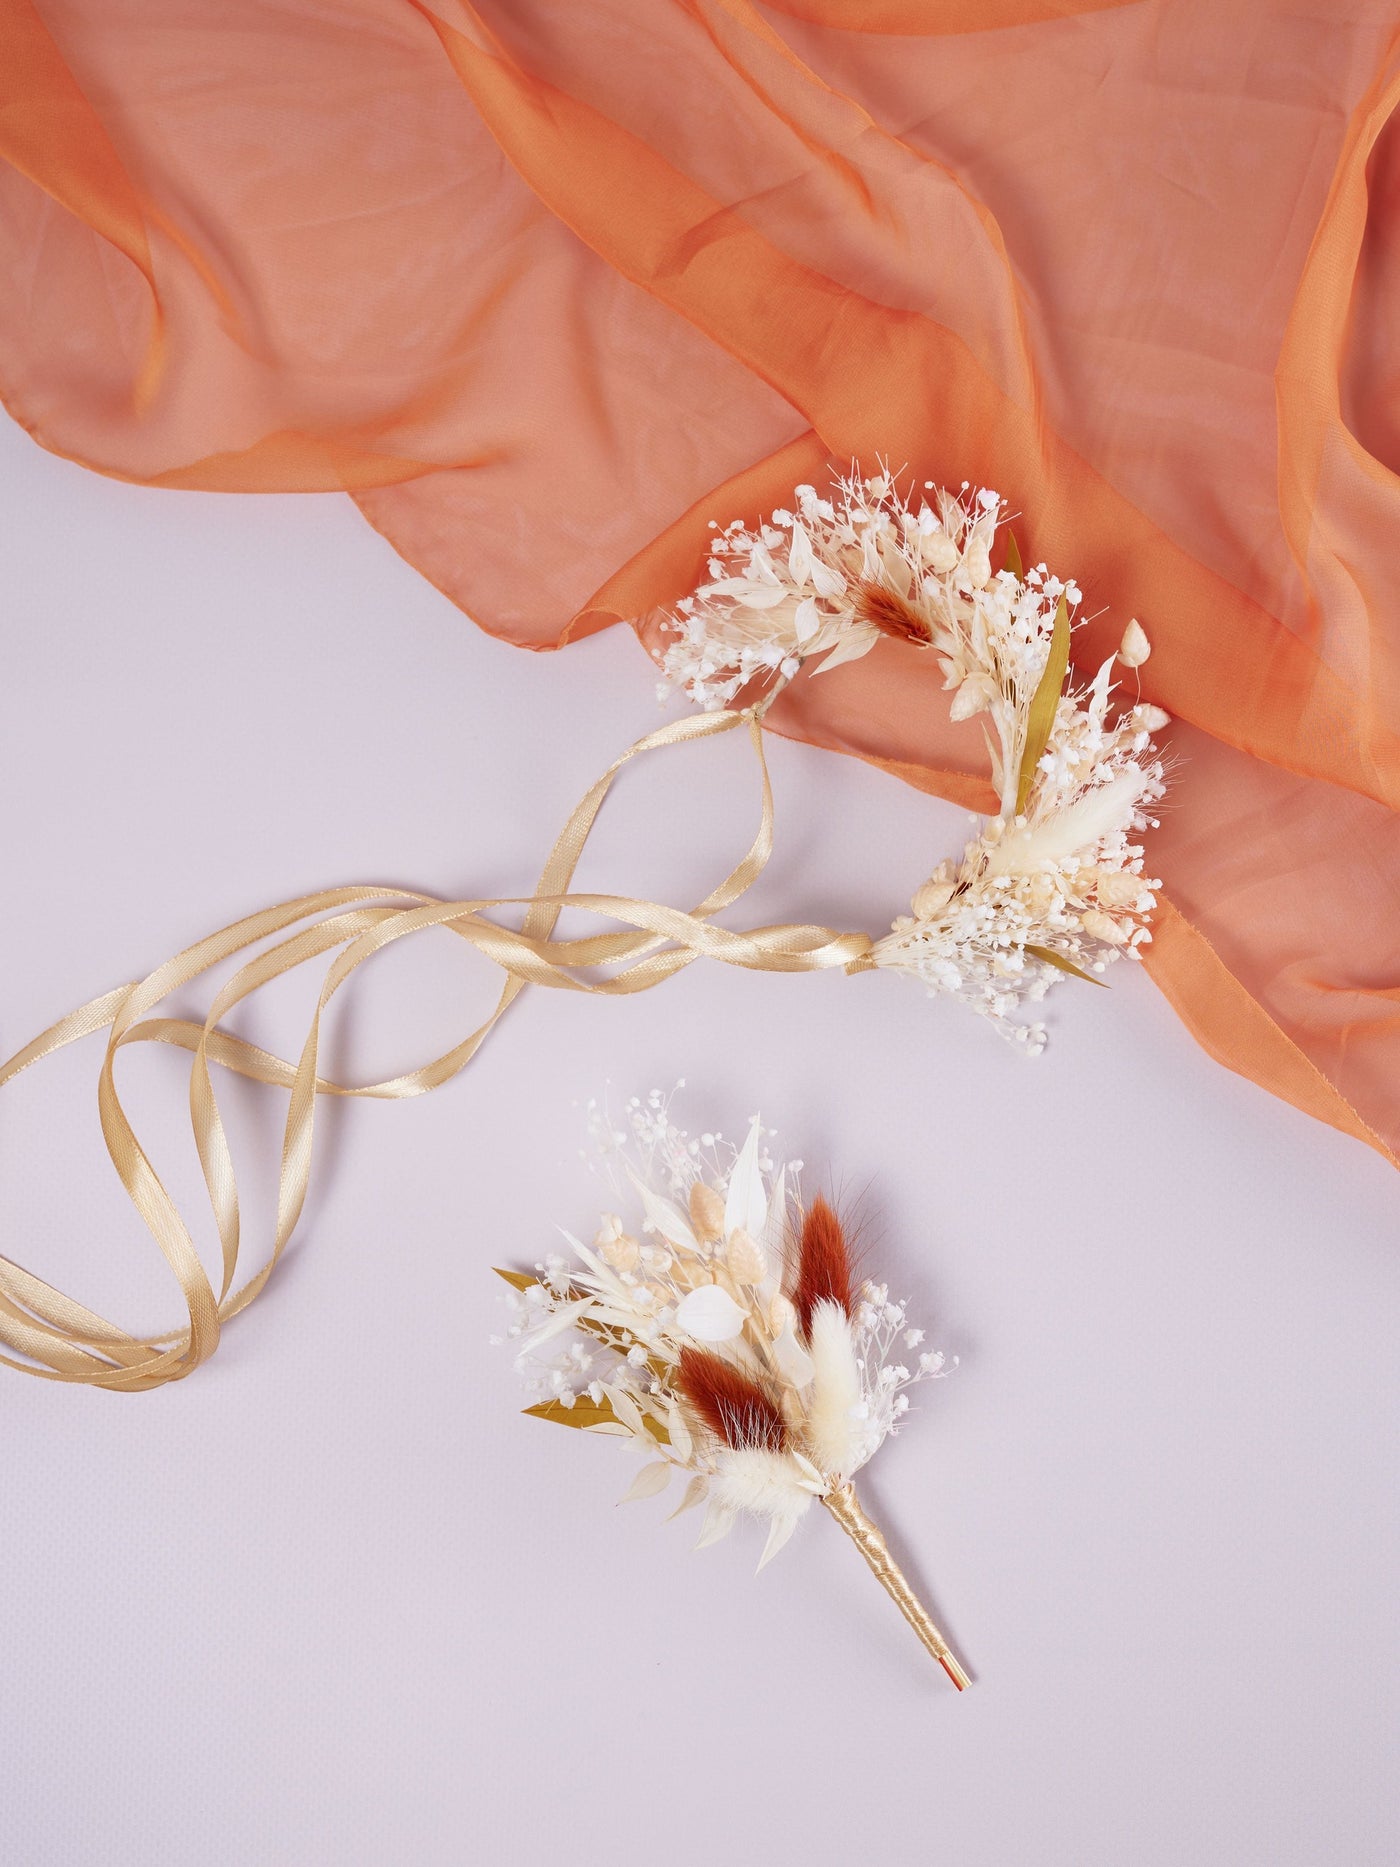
[1142,902,1399,1170]
[424,1,1400,816]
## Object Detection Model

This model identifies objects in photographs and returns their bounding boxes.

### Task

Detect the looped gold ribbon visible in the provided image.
[0,707,872,1390]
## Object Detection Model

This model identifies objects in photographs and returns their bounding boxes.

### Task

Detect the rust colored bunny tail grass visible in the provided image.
[793,1195,856,1339]
[854,580,933,646]
[676,1347,788,1452]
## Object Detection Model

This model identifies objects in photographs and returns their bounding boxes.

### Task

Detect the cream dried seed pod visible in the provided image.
[600,1232,641,1272]
[725,1228,768,1286]
[1117,617,1151,667]
[1080,908,1129,944]
[688,1180,727,1242]
[1093,870,1146,909]
[923,530,959,574]
[961,538,992,589]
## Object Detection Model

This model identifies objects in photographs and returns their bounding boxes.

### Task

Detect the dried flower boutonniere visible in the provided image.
[654,469,1170,1051]
[495,1093,969,1687]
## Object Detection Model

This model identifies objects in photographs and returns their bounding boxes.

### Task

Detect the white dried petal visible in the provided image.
[949,672,997,722]
[667,1473,709,1520]
[619,1461,672,1503]
[793,595,820,644]
[675,1283,746,1342]
[602,1384,649,1437]
[769,1321,814,1390]
[666,1402,694,1463]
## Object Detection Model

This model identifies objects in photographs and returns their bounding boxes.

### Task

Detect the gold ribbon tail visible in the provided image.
[822,1482,971,1690]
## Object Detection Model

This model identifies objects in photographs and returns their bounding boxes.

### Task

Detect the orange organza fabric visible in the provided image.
[2,0,1399,1163]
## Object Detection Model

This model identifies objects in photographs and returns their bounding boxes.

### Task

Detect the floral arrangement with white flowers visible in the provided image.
[653,470,1170,1052]
[496,1090,969,1685]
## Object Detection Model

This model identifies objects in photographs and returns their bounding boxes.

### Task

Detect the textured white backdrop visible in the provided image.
[1,414,1396,1867]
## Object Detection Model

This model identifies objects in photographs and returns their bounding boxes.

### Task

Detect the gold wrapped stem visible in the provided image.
[822,1483,971,1690]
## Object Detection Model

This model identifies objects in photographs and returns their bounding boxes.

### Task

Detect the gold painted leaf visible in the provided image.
[1024,943,1108,988]
[494,1267,537,1291]
[1004,530,1023,581]
[523,1398,671,1444]
[1015,594,1069,816]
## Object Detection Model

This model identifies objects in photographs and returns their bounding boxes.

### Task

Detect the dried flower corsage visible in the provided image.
[654,469,1170,1051]
[495,1092,969,1687]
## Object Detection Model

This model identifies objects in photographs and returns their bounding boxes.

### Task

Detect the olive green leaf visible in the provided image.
[1015,594,1069,816]
[1024,943,1108,988]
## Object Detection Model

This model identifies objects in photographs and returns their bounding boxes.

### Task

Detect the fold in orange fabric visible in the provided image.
[2,0,1398,1163]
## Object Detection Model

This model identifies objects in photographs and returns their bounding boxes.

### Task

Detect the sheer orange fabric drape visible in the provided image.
[2,0,1398,1164]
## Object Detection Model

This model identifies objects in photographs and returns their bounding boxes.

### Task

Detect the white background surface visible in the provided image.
[1,412,1397,1866]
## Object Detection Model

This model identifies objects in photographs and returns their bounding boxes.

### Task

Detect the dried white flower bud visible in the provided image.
[1135,703,1170,733]
[1117,618,1151,667]
[911,877,956,920]
[675,1282,746,1342]
[769,1293,797,1338]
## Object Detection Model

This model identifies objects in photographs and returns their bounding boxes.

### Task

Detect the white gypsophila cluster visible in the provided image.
[870,640,1168,1051]
[651,467,1170,1049]
[655,469,999,709]
[494,1094,951,1567]
[849,1281,950,1463]
[576,1082,782,1209]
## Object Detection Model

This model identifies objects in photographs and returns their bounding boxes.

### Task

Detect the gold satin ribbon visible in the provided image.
[0,707,872,1390]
